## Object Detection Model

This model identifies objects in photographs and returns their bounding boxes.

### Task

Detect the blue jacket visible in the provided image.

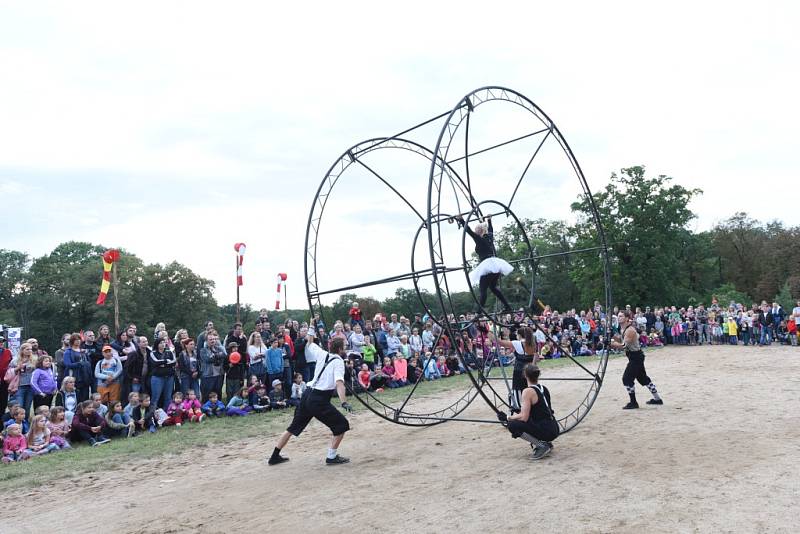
[202,400,225,413]
[266,348,284,374]
[63,348,92,385]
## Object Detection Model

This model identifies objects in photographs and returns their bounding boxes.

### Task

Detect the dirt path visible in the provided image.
[2,345,798,533]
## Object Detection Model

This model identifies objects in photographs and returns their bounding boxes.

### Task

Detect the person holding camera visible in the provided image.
[200,332,226,402]
[268,332,354,466]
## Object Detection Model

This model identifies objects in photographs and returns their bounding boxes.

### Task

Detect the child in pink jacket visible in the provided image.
[180,390,204,423]
[2,424,31,463]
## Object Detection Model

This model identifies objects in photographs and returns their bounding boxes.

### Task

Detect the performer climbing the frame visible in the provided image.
[501,363,559,460]
[489,326,538,411]
[610,310,663,409]
[457,214,514,313]
[268,332,354,466]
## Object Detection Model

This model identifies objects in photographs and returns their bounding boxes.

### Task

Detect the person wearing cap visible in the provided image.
[268,332,354,466]
[95,345,123,404]
[268,379,288,409]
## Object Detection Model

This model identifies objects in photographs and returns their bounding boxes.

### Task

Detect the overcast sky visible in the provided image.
[1,1,798,310]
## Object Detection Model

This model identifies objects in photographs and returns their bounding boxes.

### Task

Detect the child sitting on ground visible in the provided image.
[2,401,20,426]
[382,357,399,387]
[290,373,306,407]
[47,407,72,449]
[181,390,204,423]
[2,424,31,463]
[92,392,108,418]
[27,414,61,455]
[649,329,663,347]
[407,356,423,383]
[436,355,451,377]
[124,392,140,418]
[202,392,226,417]
[269,380,288,409]
[164,391,185,427]
[445,353,462,375]
[227,387,252,416]
[423,354,441,380]
[106,401,136,438]
[246,375,263,403]
[70,400,110,446]
[133,393,158,433]
[4,406,30,435]
[252,385,272,413]
[357,363,371,392]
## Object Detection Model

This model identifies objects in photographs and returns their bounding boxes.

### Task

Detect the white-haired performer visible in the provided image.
[458,215,514,312]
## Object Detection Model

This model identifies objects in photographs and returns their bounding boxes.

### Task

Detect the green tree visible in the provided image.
[138,262,219,335]
[709,283,752,308]
[570,165,701,307]
[0,249,30,328]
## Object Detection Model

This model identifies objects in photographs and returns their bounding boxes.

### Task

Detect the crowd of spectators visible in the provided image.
[2,297,798,464]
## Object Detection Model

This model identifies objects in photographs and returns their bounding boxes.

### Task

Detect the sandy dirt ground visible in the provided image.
[2,345,799,533]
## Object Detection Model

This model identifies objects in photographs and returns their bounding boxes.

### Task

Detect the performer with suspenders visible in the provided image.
[610,310,663,409]
[268,333,354,466]
[505,364,560,460]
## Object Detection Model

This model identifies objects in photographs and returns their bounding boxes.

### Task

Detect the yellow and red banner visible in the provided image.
[96,249,120,305]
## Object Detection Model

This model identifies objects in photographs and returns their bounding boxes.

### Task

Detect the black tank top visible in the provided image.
[527,384,555,423]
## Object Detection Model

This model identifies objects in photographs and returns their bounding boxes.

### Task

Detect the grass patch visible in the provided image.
[0,410,294,491]
[0,353,625,490]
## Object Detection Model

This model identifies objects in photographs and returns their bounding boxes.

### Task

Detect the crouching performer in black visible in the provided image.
[502,363,559,460]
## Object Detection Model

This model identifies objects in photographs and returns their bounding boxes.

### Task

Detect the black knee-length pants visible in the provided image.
[622,351,652,387]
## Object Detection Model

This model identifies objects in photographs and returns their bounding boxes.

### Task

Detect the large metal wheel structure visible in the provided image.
[305,86,611,433]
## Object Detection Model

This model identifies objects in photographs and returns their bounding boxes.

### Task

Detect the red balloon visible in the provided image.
[229,351,241,364]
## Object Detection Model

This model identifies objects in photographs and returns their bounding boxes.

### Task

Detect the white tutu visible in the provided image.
[469,257,514,286]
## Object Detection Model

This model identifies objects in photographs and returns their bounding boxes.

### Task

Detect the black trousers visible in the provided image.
[508,418,560,442]
[478,273,512,309]
[286,389,349,437]
[622,352,652,387]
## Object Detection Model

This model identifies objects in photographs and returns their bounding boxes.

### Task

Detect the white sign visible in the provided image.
[7,327,22,358]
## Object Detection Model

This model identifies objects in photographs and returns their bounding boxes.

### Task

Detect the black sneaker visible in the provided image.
[646,399,663,405]
[325,455,350,465]
[623,402,639,410]
[268,455,289,466]
[531,442,552,460]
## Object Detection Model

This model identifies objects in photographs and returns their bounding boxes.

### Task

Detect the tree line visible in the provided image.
[2,166,798,351]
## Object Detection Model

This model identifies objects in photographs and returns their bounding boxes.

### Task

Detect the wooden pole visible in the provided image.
[112,263,120,333]
[284,280,287,312]
[235,255,241,324]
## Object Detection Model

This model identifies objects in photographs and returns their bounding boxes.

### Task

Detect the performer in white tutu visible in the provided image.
[457,215,514,312]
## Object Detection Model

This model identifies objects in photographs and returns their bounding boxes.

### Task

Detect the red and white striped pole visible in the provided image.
[275,273,287,310]
[234,243,246,322]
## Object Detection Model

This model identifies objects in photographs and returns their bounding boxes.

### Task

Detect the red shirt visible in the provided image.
[358,370,370,389]
[0,348,11,377]
[349,307,362,321]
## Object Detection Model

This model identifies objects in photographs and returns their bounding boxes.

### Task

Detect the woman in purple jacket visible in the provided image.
[31,355,59,410]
